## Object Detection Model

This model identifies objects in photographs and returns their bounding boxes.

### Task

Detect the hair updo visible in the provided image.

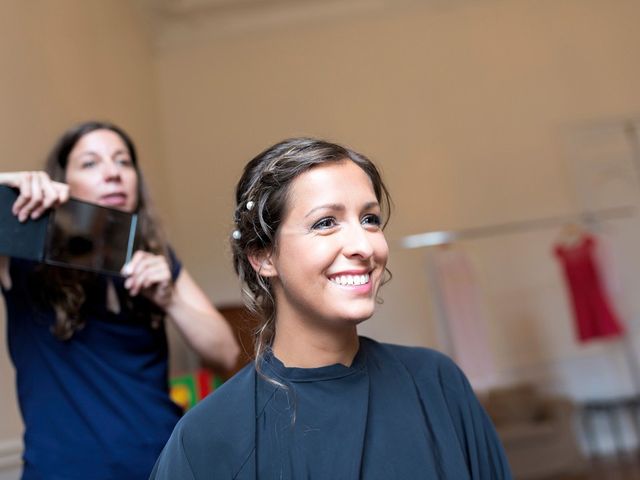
[231,137,391,362]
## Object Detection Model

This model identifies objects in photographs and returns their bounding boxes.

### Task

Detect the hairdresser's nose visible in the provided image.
[103,159,122,181]
[342,223,374,260]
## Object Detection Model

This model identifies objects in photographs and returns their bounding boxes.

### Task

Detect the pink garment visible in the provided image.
[554,235,625,342]
[431,246,495,389]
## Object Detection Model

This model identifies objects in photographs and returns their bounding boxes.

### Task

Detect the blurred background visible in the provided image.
[1,0,640,478]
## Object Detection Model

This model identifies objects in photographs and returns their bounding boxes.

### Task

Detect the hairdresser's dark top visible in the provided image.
[2,254,183,480]
[150,337,511,480]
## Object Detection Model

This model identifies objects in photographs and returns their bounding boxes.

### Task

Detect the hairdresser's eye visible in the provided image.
[311,217,337,230]
[362,213,382,228]
[81,159,97,169]
[116,156,133,167]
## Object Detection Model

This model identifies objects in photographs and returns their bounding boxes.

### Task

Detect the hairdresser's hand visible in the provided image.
[122,251,174,309]
[0,171,69,222]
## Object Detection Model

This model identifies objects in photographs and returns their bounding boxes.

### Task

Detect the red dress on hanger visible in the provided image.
[554,235,625,342]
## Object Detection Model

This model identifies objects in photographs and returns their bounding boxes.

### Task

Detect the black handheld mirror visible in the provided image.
[0,185,137,276]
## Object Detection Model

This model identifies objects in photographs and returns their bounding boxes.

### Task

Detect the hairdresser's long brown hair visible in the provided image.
[39,121,168,340]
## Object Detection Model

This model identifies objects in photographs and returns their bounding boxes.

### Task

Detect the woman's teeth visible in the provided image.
[330,273,370,286]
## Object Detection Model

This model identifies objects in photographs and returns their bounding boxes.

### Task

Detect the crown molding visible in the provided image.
[135,0,473,51]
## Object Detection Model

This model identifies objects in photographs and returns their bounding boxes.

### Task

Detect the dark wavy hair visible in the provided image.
[40,120,168,339]
[231,137,391,366]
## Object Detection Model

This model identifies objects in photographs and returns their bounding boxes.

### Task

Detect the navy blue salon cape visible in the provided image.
[3,255,183,480]
[150,337,511,479]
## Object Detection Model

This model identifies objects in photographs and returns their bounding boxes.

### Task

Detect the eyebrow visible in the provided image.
[74,149,131,159]
[304,201,380,218]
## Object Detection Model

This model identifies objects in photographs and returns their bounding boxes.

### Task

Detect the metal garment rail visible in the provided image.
[401,205,637,249]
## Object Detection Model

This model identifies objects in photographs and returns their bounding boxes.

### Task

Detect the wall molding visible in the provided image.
[136,0,480,50]
[0,439,21,471]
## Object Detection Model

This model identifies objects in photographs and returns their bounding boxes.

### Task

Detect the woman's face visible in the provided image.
[65,129,139,212]
[263,160,389,331]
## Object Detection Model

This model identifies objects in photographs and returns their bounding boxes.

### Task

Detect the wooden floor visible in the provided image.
[586,457,640,480]
[550,455,640,480]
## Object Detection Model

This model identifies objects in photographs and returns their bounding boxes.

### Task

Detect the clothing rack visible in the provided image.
[403,204,640,396]
[624,120,640,190]
[401,205,636,249]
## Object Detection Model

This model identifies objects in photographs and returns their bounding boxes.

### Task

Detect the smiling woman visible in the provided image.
[227,139,393,373]
[151,138,513,480]
[249,160,389,367]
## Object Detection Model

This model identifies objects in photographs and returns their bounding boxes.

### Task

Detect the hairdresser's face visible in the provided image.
[265,160,388,331]
[65,129,138,212]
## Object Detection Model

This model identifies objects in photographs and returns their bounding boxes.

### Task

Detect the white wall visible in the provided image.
[152,0,640,400]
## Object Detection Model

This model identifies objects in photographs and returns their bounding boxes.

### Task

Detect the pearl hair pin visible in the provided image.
[232,230,242,240]
[246,201,255,211]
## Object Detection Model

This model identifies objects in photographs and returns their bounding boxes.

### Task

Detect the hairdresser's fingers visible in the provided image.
[8,172,68,221]
[18,173,46,222]
[139,270,173,307]
[31,173,59,219]
[123,252,171,296]
[126,259,155,295]
[121,250,148,276]
[52,182,70,205]
[133,269,172,302]
[143,281,173,309]
[39,174,69,206]
[15,173,43,222]
[121,251,146,286]
[123,251,156,282]
[138,265,172,290]
[135,260,171,294]
[130,267,170,297]
[11,172,33,218]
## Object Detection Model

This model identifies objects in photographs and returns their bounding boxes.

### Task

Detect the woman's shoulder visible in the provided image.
[361,337,467,391]
[179,362,255,433]
[155,363,257,478]
[362,336,456,369]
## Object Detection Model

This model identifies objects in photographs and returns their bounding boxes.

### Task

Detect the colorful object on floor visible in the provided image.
[170,369,225,411]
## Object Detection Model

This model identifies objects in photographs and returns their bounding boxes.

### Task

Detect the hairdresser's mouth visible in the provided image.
[100,193,128,207]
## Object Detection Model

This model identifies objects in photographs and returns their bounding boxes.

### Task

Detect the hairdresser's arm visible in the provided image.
[167,271,240,371]
[0,171,69,222]
[123,252,240,371]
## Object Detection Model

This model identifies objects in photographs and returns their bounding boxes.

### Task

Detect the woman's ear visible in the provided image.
[248,250,278,278]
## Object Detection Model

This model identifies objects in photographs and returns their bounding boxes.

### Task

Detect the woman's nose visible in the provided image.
[342,224,374,259]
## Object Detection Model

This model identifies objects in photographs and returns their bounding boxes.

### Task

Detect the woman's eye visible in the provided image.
[311,217,337,230]
[81,159,96,169]
[362,214,382,227]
